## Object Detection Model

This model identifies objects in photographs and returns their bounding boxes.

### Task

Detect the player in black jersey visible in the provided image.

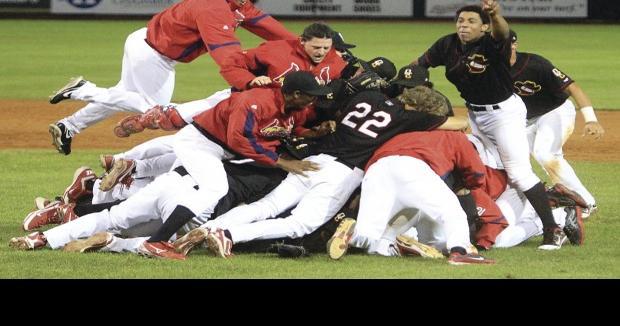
[413,1,567,250]
[509,30,604,217]
[199,86,469,258]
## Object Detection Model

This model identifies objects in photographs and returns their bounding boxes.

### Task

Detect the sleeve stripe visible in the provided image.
[246,14,269,25]
[207,41,242,51]
[174,40,205,61]
[244,110,279,162]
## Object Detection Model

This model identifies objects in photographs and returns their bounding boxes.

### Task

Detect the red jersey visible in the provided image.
[366,130,486,188]
[220,39,347,90]
[146,0,296,64]
[192,88,310,166]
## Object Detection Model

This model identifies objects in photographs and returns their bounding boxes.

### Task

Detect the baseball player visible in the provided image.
[112,22,347,138]
[413,1,566,250]
[10,72,327,257]
[509,30,604,218]
[47,0,296,155]
[180,84,468,259]
[326,88,495,265]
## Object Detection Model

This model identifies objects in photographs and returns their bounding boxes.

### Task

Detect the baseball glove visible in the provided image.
[268,243,309,258]
[547,183,588,208]
[279,136,314,160]
[344,70,389,95]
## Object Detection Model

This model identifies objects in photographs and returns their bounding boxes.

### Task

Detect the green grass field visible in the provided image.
[0,20,619,278]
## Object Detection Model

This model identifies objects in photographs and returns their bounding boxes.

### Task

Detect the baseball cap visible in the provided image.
[509,29,518,43]
[391,64,430,88]
[281,71,332,96]
[332,31,356,53]
[359,57,397,81]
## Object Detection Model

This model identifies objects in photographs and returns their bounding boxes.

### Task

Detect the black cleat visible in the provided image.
[49,122,73,155]
[49,76,85,104]
[563,206,585,245]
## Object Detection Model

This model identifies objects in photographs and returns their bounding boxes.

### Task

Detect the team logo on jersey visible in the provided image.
[273,63,302,86]
[476,207,486,216]
[318,66,331,84]
[260,118,294,138]
[466,54,488,74]
[552,68,566,79]
[513,81,541,96]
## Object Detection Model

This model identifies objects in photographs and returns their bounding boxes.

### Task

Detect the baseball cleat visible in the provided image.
[137,241,186,260]
[49,122,73,155]
[395,235,444,259]
[538,227,568,250]
[205,229,234,258]
[9,232,47,250]
[99,158,135,191]
[173,228,209,256]
[49,76,85,104]
[34,197,51,210]
[22,200,63,231]
[327,217,356,260]
[563,206,585,245]
[447,251,496,265]
[100,154,115,173]
[582,204,597,219]
[63,166,96,204]
[64,232,114,253]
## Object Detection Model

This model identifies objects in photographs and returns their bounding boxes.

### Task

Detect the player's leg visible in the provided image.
[395,157,472,252]
[530,101,596,206]
[469,97,565,249]
[203,172,307,231]
[226,156,363,243]
[70,28,175,113]
[348,157,401,253]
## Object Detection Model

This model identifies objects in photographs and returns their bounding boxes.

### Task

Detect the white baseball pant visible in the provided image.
[61,28,176,134]
[206,154,364,242]
[526,99,595,206]
[44,171,199,249]
[468,94,540,192]
[349,155,472,254]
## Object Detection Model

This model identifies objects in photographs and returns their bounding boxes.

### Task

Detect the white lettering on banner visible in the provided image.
[51,0,179,14]
[256,0,413,17]
[425,0,587,18]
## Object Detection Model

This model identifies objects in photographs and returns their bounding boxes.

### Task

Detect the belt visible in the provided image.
[466,103,500,112]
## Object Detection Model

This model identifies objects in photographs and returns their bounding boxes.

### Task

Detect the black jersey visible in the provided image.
[312,90,447,169]
[418,33,513,105]
[511,52,573,119]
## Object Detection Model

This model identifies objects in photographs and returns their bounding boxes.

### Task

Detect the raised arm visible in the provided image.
[482,0,509,40]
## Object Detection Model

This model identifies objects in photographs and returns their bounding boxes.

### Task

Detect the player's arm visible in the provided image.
[436,116,469,131]
[482,0,509,40]
[240,4,297,40]
[220,45,270,90]
[195,12,243,69]
[565,83,605,139]
[275,156,320,177]
[226,102,280,166]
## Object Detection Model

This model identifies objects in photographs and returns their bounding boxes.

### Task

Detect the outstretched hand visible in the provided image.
[583,121,605,140]
[249,76,272,88]
[276,157,320,177]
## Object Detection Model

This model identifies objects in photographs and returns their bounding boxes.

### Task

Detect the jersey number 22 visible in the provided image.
[341,102,392,138]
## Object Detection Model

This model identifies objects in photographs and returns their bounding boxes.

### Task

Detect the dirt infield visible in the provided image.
[1,99,618,162]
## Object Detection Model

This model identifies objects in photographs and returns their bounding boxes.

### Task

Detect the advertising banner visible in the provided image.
[0,0,50,8]
[50,0,178,15]
[425,0,588,18]
[254,0,414,17]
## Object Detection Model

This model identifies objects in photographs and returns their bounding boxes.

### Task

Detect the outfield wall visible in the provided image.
[2,0,619,20]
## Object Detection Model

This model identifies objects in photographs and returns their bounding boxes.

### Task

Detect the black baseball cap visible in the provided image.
[391,64,430,88]
[359,57,397,81]
[332,31,356,52]
[509,29,518,43]
[281,71,332,96]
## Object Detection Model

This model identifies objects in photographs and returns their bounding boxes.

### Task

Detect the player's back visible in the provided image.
[314,90,446,169]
